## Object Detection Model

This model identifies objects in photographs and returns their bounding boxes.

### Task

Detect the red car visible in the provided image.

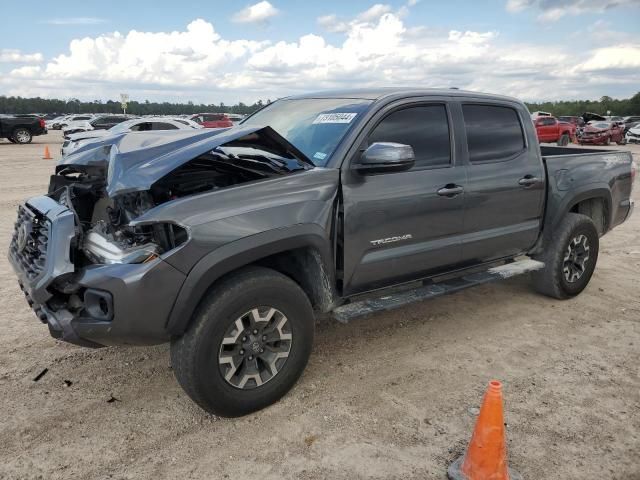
[579,121,625,146]
[189,113,233,129]
[534,116,576,146]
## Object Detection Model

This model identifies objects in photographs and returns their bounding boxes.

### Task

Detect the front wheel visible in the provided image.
[170,267,314,417]
[557,134,570,146]
[12,128,32,144]
[532,213,599,299]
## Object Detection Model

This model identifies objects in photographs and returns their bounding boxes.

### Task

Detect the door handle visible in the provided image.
[437,184,464,197]
[518,176,540,187]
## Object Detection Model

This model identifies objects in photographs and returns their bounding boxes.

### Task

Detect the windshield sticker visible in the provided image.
[313,151,327,161]
[312,113,358,124]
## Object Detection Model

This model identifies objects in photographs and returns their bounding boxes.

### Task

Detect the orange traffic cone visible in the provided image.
[448,380,522,480]
[42,146,53,160]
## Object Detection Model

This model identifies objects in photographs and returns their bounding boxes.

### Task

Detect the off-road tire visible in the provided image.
[532,213,599,299]
[557,134,570,146]
[170,266,314,417]
[12,128,32,144]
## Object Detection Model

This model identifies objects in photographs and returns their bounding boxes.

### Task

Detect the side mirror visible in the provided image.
[355,142,415,174]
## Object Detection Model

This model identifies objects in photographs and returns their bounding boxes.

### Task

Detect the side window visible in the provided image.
[151,122,179,130]
[462,105,525,163]
[368,105,451,169]
[130,122,151,132]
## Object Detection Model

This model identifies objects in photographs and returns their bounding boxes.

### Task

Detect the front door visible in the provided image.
[341,101,466,295]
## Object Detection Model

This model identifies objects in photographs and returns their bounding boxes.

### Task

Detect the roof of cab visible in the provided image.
[286,87,522,104]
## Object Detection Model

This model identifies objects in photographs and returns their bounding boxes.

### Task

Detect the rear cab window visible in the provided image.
[462,104,525,163]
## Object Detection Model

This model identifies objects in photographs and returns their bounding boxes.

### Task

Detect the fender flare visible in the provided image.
[548,184,613,234]
[166,223,334,335]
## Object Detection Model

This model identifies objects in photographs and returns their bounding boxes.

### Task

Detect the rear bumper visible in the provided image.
[9,196,186,347]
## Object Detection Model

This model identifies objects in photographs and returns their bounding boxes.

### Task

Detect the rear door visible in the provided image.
[457,101,545,264]
[341,99,466,295]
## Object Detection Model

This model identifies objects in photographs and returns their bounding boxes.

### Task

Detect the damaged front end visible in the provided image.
[9,126,312,347]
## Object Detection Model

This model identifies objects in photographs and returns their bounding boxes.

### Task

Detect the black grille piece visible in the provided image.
[9,204,50,281]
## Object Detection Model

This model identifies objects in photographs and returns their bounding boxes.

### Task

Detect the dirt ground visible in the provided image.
[0,131,638,480]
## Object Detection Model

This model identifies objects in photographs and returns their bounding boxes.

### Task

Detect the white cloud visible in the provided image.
[43,17,107,25]
[317,14,349,33]
[1,10,638,103]
[506,0,640,21]
[232,1,279,24]
[356,4,393,22]
[0,49,43,63]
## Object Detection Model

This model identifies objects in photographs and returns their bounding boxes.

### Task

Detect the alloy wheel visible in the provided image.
[218,307,292,389]
[563,234,590,283]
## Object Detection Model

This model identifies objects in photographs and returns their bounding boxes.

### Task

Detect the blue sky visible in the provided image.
[1,0,639,103]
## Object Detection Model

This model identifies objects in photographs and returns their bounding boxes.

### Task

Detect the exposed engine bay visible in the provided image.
[48,127,311,266]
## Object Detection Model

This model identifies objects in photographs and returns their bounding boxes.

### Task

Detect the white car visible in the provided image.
[61,117,203,156]
[45,115,67,129]
[626,125,640,144]
[62,119,94,137]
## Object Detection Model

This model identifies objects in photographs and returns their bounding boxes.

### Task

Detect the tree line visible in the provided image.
[0,96,272,115]
[0,92,639,116]
[525,93,640,117]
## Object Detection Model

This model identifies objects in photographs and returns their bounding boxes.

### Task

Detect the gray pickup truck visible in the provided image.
[9,88,635,416]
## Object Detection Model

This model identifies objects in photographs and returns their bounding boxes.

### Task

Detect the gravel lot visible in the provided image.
[0,131,638,480]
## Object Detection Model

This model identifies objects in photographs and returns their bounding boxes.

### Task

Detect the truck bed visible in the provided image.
[540,145,634,235]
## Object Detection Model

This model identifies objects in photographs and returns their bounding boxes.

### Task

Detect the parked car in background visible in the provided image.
[557,116,584,127]
[226,113,246,124]
[530,111,551,119]
[189,113,234,128]
[625,124,640,144]
[51,115,94,130]
[534,116,576,145]
[580,121,626,145]
[63,115,131,136]
[622,116,640,133]
[0,115,47,144]
[61,117,202,156]
[45,115,68,129]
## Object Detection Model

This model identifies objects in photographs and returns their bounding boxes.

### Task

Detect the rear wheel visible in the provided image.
[12,128,32,144]
[532,213,599,299]
[170,266,314,417]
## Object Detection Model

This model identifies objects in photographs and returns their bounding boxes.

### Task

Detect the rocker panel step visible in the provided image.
[332,258,544,323]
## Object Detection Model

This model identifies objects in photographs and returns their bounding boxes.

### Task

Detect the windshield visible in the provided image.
[591,122,610,129]
[242,98,372,166]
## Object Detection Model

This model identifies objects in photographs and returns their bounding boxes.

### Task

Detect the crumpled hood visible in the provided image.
[58,125,312,197]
